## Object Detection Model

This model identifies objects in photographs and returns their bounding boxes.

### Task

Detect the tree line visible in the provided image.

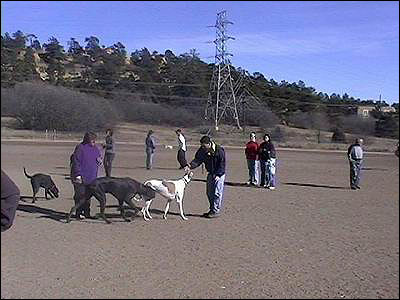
[1,30,398,139]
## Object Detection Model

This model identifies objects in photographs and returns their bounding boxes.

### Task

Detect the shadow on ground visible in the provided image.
[192,178,263,188]
[282,182,348,190]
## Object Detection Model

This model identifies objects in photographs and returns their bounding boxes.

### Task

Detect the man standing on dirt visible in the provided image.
[245,132,259,186]
[1,170,20,232]
[184,136,226,218]
[176,129,188,169]
[103,128,115,177]
[347,138,364,190]
[145,130,156,170]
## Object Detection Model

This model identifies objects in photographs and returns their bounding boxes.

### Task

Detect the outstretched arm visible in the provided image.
[185,148,205,171]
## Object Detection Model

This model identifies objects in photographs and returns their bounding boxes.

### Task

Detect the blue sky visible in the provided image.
[1,1,399,104]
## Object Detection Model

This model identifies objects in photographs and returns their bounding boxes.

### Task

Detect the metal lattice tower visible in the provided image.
[205,10,241,131]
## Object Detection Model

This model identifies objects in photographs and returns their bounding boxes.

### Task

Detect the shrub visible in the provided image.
[287,111,330,131]
[2,82,119,132]
[338,115,375,136]
[244,109,280,128]
[272,126,285,142]
[115,99,204,127]
[375,115,399,139]
[331,127,346,143]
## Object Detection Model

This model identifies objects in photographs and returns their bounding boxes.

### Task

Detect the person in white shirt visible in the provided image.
[176,129,188,169]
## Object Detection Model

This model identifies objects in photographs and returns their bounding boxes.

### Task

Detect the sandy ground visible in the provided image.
[1,140,399,299]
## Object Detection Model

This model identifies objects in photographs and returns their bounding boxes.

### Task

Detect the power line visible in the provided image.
[0,80,366,108]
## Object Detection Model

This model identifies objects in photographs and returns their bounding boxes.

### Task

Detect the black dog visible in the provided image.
[66,177,156,224]
[23,167,59,203]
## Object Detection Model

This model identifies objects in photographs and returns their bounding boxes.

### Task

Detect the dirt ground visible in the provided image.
[1,140,399,299]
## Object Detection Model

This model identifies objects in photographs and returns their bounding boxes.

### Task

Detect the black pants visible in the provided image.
[177,149,187,168]
[103,153,115,177]
[72,183,91,218]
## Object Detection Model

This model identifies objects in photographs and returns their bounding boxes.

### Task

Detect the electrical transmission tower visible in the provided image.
[205,10,241,131]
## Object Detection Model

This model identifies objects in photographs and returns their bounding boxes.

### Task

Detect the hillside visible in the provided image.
[1,30,398,140]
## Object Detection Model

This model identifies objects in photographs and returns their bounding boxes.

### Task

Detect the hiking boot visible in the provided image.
[202,211,212,217]
[205,212,220,218]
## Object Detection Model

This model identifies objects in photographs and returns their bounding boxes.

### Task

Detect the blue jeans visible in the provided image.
[254,160,260,185]
[103,153,115,177]
[146,149,154,169]
[260,159,277,187]
[247,159,257,183]
[206,174,225,214]
[349,159,362,187]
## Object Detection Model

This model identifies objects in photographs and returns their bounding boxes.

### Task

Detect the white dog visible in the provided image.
[139,172,193,221]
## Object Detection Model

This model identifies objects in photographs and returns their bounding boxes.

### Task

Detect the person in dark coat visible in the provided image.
[1,170,20,232]
[259,133,277,189]
[145,130,156,170]
[184,136,226,218]
[102,128,115,177]
[70,131,102,219]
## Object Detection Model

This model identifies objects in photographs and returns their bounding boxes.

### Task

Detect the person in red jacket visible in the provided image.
[245,132,259,185]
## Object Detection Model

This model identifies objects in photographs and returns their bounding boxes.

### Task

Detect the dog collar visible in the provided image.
[183,176,190,185]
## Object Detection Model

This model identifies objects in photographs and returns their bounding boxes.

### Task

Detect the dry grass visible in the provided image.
[1,117,398,153]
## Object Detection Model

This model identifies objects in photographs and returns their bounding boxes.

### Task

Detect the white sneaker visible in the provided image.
[268,186,275,190]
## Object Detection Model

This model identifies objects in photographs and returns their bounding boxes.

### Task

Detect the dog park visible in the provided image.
[1,140,398,298]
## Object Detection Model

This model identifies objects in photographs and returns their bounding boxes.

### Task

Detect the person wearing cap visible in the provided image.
[347,138,364,190]
[176,129,188,169]
[184,135,226,218]
[145,130,156,170]
[70,131,102,219]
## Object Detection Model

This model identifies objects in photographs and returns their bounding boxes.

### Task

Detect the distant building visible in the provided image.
[357,106,375,118]
[357,105,396,117]
[380,106,396,113]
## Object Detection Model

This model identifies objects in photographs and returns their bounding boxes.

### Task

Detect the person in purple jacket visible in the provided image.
[1,170,20,232]
[70,132,102,219]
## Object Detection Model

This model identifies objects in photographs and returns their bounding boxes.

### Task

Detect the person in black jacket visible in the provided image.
[259,134,277,189]
[184,136,226,218]
[145,130,156,170]
[1,170,20,232]
[102,128,115,177]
